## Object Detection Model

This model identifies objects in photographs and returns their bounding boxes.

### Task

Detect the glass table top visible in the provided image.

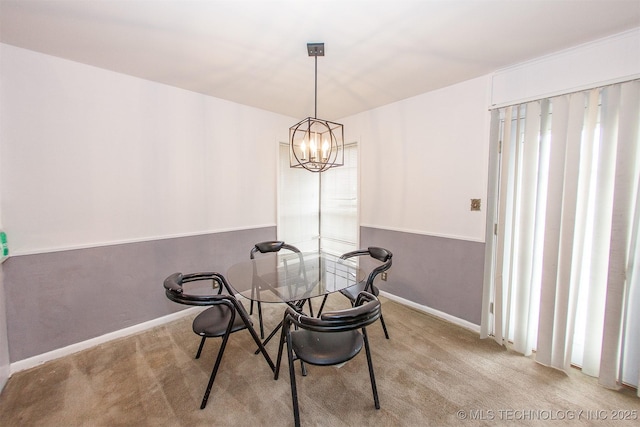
[226,251,365,304]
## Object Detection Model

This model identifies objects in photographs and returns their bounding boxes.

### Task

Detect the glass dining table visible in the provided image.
[226,251,365,347]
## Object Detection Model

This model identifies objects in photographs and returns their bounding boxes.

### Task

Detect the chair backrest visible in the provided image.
[284,292,381,333]
[340,247,392,293]
[164,272,235,306]
[250,240,307,283]
[250,241,301,259]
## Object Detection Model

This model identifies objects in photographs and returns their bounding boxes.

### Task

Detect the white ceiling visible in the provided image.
[1,0,639,120]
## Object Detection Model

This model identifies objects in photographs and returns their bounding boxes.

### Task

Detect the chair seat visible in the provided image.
[193,305,249,337]
[340,281,379,301]
[291,329,363,366]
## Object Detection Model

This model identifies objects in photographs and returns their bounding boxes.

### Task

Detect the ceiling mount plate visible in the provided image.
[307,43,324,57]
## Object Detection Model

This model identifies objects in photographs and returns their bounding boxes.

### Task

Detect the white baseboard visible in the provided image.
[10,294,479,376]
[9,306,203,375]
[379,291,481,334]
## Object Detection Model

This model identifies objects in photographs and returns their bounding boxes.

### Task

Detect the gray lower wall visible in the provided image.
[361,227,485,325]
[4,227,275,362]
[5,225,484,363]
[0,264,9,389]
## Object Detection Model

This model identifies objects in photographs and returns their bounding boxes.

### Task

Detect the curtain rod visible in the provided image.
[489,75,640,111]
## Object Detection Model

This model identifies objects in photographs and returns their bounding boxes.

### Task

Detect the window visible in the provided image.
[278,142,358,255]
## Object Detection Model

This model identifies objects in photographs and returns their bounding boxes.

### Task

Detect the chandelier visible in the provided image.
[289,43,344,172]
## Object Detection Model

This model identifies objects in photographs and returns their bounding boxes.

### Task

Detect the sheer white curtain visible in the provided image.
[481,80,640,394]
[320,143,358,255]
[278,142,320,251]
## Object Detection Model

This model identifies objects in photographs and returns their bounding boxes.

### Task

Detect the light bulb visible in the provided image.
[322,139,329,160]
[310,133,317,160]
[300,140,307,160]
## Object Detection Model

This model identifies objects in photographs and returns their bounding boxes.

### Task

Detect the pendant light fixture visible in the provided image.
[289,43,344,172]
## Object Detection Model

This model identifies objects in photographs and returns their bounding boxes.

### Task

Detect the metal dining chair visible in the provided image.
[275,291,382,427]
[249,241,312,338]
[318,247,393,339]
[163,271,275,409]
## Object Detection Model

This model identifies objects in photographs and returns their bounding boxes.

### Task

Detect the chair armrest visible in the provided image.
[164,272,238,304]
[165,290,230,306]
[283,306,326,328]
[284,292,380,332]
[321,292,378,321]
[354,291,377,306]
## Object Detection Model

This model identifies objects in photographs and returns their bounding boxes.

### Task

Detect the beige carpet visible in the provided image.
[1,295,638,426]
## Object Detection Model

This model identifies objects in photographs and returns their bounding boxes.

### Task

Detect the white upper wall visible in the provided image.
[0,44,293,255]
[1,29,638,253]
[492,28,640,107]
[345,76,491,242]
[347,28,640,243]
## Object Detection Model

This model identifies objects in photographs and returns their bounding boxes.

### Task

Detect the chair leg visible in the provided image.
[379,313,390,339]
[195,336,207,359]
[200,333,231,409]
[249,299,265,339]
[362,328,380,410]
[286,333,301,427]
[274,322,287,380]
[257,301,264,338]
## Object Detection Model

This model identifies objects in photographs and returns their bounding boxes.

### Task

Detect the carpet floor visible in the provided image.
[0,295,638,426]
